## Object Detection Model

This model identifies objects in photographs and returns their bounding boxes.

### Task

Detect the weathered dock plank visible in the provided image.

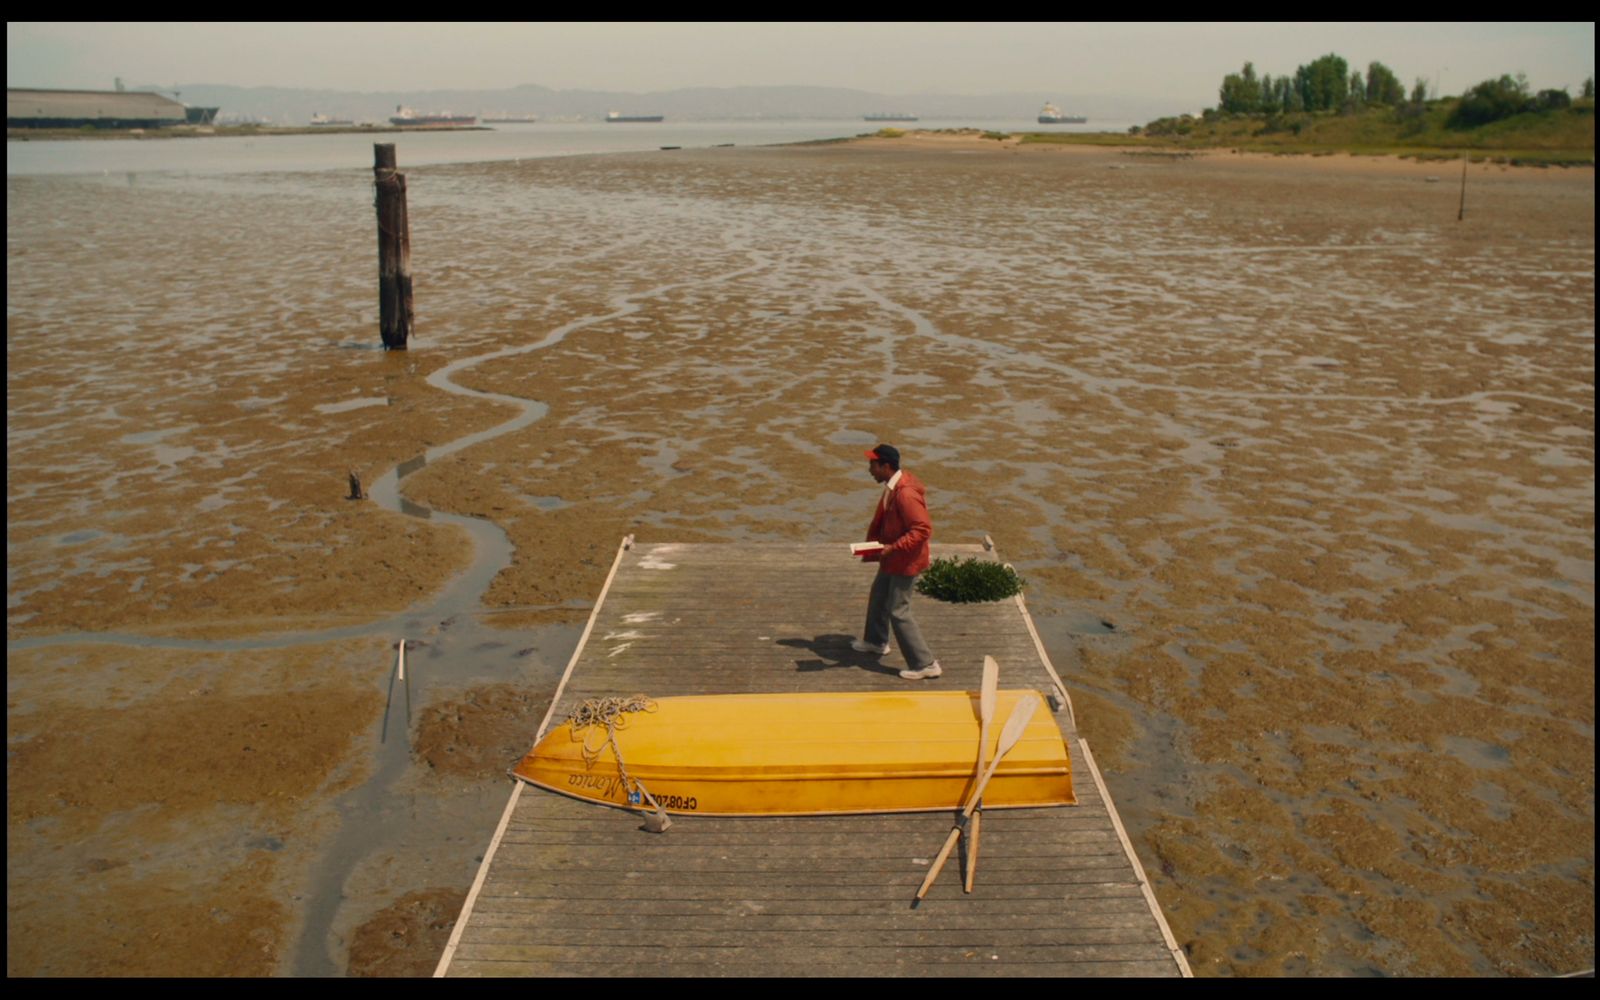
[437,541,1188,977]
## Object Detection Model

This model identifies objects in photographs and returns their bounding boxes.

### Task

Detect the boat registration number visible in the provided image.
[568,773,698,811]
[649,793,699,811]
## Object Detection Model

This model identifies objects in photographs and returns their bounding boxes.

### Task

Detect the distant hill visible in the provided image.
[125,82,1176,126]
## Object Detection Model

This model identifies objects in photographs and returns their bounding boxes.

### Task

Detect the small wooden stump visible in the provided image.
[348,469,366,500]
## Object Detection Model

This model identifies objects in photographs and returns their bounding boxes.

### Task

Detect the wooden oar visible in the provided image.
[965,655,999,893]
[915,692,1039,903]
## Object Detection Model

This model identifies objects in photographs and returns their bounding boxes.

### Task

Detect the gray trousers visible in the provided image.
[864,570,936,670]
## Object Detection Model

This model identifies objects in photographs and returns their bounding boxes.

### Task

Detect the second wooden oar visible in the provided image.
[965,655,1000,893]
[915,692,1039,903]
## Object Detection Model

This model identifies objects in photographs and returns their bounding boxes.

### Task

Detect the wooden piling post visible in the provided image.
[374,143,413,349]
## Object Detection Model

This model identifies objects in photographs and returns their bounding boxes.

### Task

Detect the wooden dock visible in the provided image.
[436,540,1190,977]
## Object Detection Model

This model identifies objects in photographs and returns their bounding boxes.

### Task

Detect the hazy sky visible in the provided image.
[8,22,1595,103]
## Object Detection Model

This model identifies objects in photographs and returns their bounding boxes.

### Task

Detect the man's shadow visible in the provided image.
[778,634,902,677]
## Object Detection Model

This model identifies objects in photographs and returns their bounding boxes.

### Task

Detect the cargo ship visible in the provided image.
[389,105,477,127]
[605,110,664,122]
[1037,102,1087,124]
[864,112,918,122]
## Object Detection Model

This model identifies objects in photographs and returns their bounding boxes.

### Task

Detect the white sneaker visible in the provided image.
[851,638,890,655]
[899,662,942,681]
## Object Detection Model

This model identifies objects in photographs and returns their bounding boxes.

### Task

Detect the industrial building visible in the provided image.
[7,88,197,128]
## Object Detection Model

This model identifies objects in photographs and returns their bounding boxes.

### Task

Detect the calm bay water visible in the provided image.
[6,118,1136,177]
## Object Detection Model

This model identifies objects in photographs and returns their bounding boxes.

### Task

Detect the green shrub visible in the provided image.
[1259,112,1311,135]
[916,557,1026,603]
[1450,75,1537,127]
[1393,99,1430,136]
[1535,89,1572,111]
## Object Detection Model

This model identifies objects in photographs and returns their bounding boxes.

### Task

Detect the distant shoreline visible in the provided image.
[6,124,492,141]
[845,126,1595,168]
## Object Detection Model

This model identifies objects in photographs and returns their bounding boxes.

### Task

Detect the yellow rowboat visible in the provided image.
[513,689,1075,817]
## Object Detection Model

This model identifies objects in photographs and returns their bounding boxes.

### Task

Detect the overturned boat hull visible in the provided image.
[514,689,1075,816]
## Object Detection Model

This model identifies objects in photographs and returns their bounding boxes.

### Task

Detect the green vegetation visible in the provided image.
[1450,73,1574,127]
[1015,57,1594,166]
[1219,54,1388,115]
[874,127,906,139]
[916,557,1026,604]
[1364,62,1406,107]
[1064,54,1595,165]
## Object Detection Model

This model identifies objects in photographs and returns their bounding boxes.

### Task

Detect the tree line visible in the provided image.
[1217,54,1594,126]
[1218,55,1414,115]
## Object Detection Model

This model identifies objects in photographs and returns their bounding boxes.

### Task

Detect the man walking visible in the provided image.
[854,444,943,680]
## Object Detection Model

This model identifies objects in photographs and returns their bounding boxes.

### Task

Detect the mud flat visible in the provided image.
[6,139,1593,975]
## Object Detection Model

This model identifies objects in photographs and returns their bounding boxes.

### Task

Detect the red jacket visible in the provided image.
[864,470,932,576]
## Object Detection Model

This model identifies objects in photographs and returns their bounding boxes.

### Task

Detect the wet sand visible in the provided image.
[7,139,1594,976]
